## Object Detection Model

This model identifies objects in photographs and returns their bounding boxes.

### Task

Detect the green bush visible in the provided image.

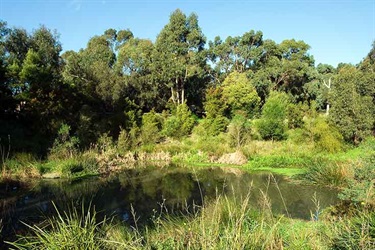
[50,123,79,159]
[162,104,196,139]
[306,116,344,153]
[221,71,261,118]
[287,102,307,129]
[256,92,289,141]
[227,112,252,148]
[117,128,131,152]
[140,110,164,145]
[96,133,115,153]
[198,116,229,137]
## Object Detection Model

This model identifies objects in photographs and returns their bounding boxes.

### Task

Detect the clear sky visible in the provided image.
[1,0,374,67]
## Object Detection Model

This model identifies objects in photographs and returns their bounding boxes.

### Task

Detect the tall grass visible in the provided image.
[7,187,333,249]
[302,159,353,187]
[8,202,108,250]
[332,210,375,250]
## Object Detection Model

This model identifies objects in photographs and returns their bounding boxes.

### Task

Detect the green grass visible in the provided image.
[7,192,335,250]
[7,202,108,250]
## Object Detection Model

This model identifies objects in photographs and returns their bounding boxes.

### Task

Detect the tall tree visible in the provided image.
[330,66,374,144]
[18,26,65,132]
[0,21,12,115]
[116,38,164,111]
[154,9,206,106]
[208,30,263,83]
[252,39,315,103]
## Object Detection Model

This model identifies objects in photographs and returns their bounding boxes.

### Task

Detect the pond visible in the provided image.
[0,165,338,247]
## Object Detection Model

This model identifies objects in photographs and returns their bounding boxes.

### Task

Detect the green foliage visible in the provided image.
[96,133,114,153]
[339,154,375,205]
[154,9,206,105]
[256,92,289,140]
[227,112,252,148]
[201,87,229,136]
[203,87,226,119]
[287,102,307,129]
[9,193,332,250]
[117,128,131,152]
[330,66,374,144]
[332,211,375,250]
[302,158,352,187]
[162,104,196,139]
[248,154,314,169]
[140,110,163,145]
[208,29,264,78]
[199,116,229,137]
[306,116,344,153]
[2,152,40,177]
[221,71,261,118]
[50,123,79,159]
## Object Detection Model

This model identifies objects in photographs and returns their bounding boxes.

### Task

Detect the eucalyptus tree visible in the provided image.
[303,63,336,113]
[16,26,70,134]
[1,26,31,115]
[251,39,315,103]
[153,9,207,106]
[62,29,137,143]
[208,30,263,83]
[116,37,164,111]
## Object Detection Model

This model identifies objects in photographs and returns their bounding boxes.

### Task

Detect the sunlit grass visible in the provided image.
[7,202,108,250]
[7,186,336,250]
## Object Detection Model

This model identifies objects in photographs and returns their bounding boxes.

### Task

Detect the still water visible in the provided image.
[0,165,338,246]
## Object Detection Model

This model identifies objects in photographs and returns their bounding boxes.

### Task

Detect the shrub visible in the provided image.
[287,102,307,129]
[221,71,261,118]
[162,104,195,139]
[227,112,252,148]
[306,116,344,153]
[198,116,229,137]
[140,110,163,145]
[117,128,131,152]
[50,124,79,159]
[256,92,289,141]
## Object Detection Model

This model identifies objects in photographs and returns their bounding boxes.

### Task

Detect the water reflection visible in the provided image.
[0,166,339,247]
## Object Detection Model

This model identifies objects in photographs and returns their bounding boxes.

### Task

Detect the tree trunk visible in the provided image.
[181,88,185,104]
[324,78,332,116]
[171,87,176,104]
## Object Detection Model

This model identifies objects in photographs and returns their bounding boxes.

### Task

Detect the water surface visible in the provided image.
[0,165,339,247]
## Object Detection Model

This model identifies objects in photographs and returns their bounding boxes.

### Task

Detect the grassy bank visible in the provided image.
[1,136,374,182]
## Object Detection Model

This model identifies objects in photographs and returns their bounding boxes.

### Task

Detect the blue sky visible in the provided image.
[1,0,374,67]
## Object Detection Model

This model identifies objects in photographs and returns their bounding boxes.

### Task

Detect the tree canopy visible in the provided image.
[0,9,374,154]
